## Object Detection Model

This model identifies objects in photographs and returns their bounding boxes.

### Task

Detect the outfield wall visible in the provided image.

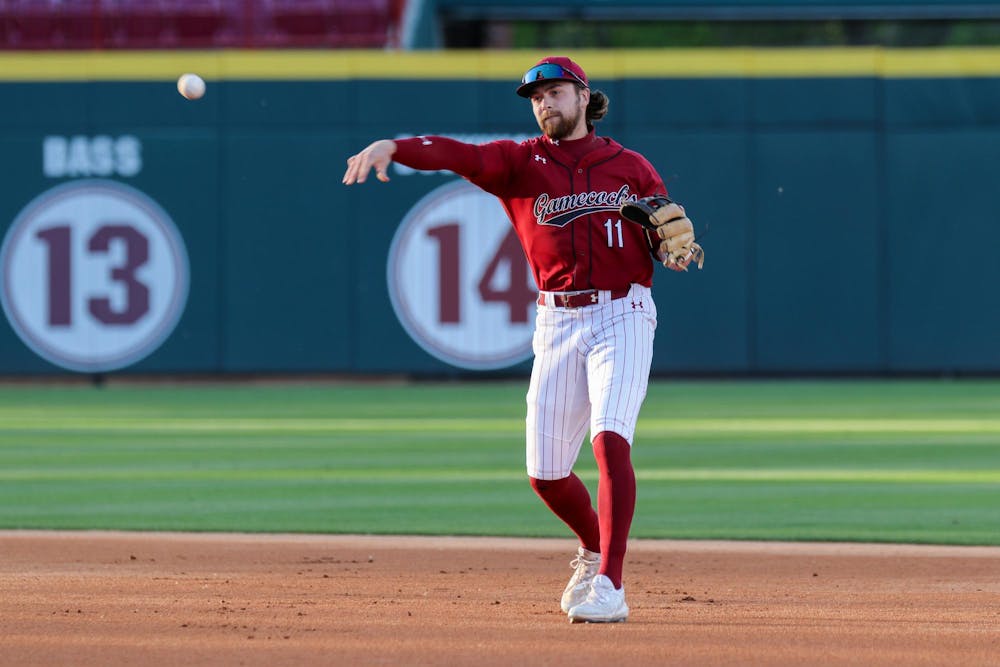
[1,48,998,376]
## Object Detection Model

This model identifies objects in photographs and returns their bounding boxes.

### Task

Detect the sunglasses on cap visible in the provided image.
[520,63,588,89]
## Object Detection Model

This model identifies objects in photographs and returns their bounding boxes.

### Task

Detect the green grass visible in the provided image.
[0,379,998,544]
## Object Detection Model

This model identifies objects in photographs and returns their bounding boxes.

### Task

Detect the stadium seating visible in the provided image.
[261,0,392,48]
[0,0,405,49]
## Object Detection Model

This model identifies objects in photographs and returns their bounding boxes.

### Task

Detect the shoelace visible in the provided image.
[569,555,599,579]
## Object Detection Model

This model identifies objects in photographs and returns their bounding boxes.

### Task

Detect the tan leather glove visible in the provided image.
[620,195,705,272]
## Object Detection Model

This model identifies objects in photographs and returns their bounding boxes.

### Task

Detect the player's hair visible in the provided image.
[585,89,609,127]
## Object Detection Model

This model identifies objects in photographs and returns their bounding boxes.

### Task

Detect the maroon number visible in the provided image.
[425,224,535,325]
[87,225,150,325]
[35,225,72,326]
[426,223,461,324]
[477,228,535,324]
[34,223,152,328]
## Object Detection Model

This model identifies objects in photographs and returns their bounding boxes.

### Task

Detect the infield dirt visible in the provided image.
[2,531,998,666]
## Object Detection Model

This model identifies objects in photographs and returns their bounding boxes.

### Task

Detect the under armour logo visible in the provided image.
[590,293,598,303]
[534,154,547,164]
[631,300,643,310]
[420,136,433,146]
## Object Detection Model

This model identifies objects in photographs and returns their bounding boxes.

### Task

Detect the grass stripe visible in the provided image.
[639,469,1000,483]
[5,416,1000,433]
[1,467,996,484]
[641,418,1000,433]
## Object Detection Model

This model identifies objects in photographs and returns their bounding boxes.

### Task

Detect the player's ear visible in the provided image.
[578,86,590,105]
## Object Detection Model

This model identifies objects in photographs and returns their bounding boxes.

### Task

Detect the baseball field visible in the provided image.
[3,379,999,664]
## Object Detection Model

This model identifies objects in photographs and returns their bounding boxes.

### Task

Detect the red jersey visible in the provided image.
[393,132,666,292]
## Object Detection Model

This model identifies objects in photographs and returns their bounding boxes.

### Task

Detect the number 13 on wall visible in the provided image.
[0,180,189,372]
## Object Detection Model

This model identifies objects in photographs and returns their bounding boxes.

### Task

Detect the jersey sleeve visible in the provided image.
[392,136,517,195]
[393,136,483,176]
[635,152,668,199]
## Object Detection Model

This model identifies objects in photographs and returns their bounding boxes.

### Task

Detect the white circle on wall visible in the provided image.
[387,180,537,370]
[1,179,190,372]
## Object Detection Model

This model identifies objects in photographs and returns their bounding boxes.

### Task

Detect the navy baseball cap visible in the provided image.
[516,56,589,97]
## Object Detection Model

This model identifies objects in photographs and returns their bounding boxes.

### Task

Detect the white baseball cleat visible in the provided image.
[560,547,602,613]
[567,574,629,623]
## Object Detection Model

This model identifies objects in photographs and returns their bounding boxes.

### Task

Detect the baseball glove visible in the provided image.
[620,195,705,271]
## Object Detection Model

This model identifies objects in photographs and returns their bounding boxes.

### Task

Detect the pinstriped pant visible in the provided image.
[526,284,657,480]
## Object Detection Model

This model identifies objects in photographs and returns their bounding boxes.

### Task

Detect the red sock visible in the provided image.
[529,474,601,553]
[592,431,636,589]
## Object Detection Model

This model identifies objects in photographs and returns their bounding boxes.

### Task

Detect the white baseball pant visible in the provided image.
[526,283,657,480]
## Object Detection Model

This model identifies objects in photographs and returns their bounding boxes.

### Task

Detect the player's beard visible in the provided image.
[538,105,584,140]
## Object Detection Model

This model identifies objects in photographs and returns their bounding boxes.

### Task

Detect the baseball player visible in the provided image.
[343,56,703,623]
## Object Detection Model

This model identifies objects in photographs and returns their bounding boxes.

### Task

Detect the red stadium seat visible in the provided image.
[104,0,166,49]
[332,0,391,48]
[167,0,234,47]
[3,0,97,49]
[260,0,392,48]
[265,0,339,47]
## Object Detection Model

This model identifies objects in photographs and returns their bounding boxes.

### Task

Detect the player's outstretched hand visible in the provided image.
[343,139,397,185]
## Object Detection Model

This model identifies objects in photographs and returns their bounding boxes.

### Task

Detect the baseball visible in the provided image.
[177,73,205,100]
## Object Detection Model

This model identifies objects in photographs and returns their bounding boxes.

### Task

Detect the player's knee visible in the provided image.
[529,475,568,495]
[593,431,632,473]
[529,476,552,493]
[593,430,630,451]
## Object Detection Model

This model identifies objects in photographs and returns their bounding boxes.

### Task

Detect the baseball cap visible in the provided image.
[516,56,589,97]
